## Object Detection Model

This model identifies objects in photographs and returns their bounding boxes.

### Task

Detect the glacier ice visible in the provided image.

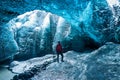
[0,0,120,62]
[11,42,120,80]
[0,0,120,79]
[0,26,19,61]
[0,0,120,47]
[5,10,71,59]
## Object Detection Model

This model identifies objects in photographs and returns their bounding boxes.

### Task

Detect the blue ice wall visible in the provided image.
[0,0,120,61]
[0,26,19,61]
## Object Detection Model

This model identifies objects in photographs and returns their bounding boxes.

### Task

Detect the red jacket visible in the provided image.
[56,43,62,52]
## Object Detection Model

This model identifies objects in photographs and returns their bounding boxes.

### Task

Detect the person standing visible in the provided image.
[56,41,64,62]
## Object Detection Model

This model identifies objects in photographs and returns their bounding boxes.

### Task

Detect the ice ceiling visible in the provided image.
[0,0,120,61]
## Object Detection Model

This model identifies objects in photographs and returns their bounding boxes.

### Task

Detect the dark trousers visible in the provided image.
[57,52,64,62]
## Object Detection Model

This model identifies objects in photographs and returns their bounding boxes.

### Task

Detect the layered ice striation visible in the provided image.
[0,0,120,45]
[0,26,19,61]
[5,10,70,60]
[0,0,120,61]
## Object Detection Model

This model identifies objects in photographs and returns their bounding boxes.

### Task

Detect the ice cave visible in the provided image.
[0,0,120,80]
